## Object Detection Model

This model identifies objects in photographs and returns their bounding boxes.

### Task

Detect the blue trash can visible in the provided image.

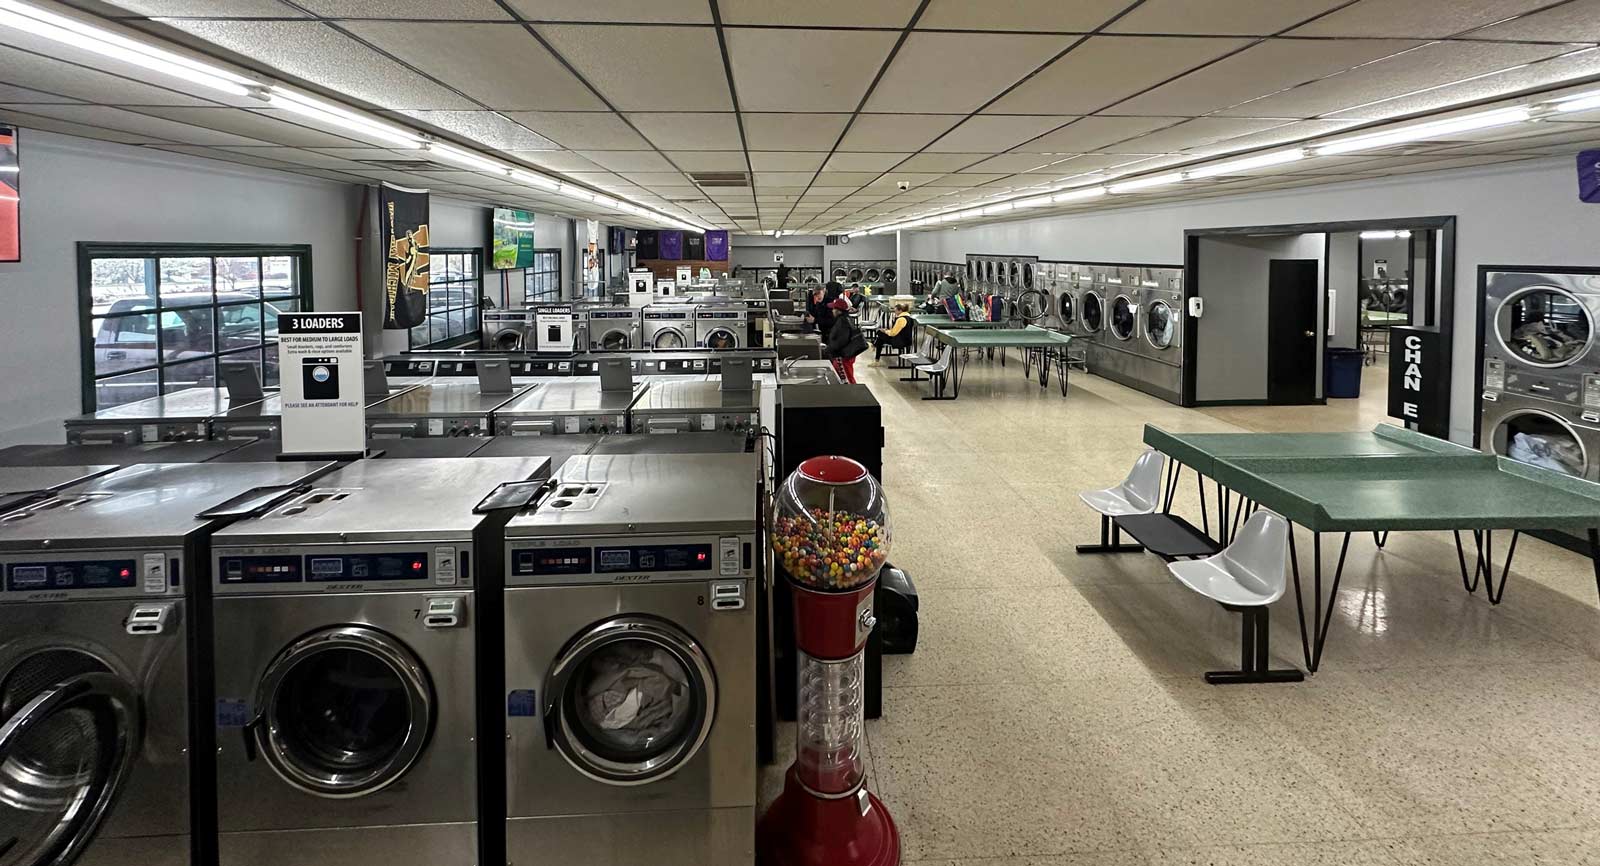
[1326,348,1364,398]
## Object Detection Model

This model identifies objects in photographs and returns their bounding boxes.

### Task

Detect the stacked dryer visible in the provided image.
[1481,268,1600,482]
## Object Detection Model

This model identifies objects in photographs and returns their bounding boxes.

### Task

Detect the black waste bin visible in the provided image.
[1326,347,1364,398]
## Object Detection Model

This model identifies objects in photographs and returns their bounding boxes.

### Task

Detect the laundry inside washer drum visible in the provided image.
[574,643,693,755]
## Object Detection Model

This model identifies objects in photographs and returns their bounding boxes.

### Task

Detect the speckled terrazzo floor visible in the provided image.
[759,351,1600,866]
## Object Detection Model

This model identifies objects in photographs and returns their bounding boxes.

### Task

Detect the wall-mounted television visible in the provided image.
[0,126,17,263]
[491,207,535,270]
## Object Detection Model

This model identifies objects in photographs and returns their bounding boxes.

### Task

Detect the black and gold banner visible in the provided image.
[380,183,430,329]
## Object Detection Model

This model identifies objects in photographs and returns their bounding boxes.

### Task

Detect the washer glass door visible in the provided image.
[1110,295,1136,341]
[0,652,139,866]
[546,616,714,786]
[1058,292,1075,327]
[1082,292,1103,333]
[1497,286,1594,368]
[652,328,687,350]
[703,328,738,349]
[597,329,632,352]
[254,625,432,799]
[1145,301,1175,350]
[1494,409,1590,478]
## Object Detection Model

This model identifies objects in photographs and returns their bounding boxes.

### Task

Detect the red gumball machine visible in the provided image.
[759,456,899,866]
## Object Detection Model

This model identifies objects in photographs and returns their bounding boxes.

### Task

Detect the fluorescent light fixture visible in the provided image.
[1054,186,1108,203]
[555,183,594,203]
[508,169,560,192]
[591,195,618,209]
[0,0,254,96]
[1015,194,1055,209]
[427,142,505,173]
[0,166,17,174]
[1315,107,1530,155]
[1555,90,1600,113]
[982,203,1015,215]
[1360,230,1411,240]
[1185,149,1305,179]
[1108,172,1185,194]
[268,89,423,149]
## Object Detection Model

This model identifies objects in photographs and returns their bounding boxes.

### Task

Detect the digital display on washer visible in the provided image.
[306,553,429,581]
[6,560,138,592]
[221,555,303,584]
[594,544,713,573]
[513,546,593,576]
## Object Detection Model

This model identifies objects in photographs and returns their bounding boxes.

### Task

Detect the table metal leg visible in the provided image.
[1162,462,1183,513]
[1058,352,1071,396]
[1453,529,1521,604]
[1590,529,1600,606]
[1286,528,1352,674]
[1373,531,1390,549]
[1197,473,1209,536]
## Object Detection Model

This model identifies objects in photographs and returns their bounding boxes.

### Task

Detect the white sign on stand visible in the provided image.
[628,270,654,308]
[278,312,365,456]
[676,265,692,285]
[774,252,784,264]
[657,279,677,297]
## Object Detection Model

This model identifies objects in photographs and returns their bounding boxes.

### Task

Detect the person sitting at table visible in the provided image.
[874,303,914,361]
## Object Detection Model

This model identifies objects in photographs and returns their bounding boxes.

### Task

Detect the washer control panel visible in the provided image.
[507,533,755,586]
[214,544,468,594]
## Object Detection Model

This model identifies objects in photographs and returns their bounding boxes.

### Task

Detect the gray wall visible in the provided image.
[903,156,1600,444]
[733,244,823,269]
[0,131,362,444]
[1193,234,1325,402]
[1327,232,1360,350]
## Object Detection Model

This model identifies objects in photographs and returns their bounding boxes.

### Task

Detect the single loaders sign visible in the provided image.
[279,312,365,456]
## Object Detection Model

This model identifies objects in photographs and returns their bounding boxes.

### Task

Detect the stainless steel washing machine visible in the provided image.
[1131,267,1184,403]
[503,453,758,866]
[210,362,427,442]
[364,379,536,439]
[644,305,696,351]
[587,307,642,352]
[1482,391,1600,481]
[1484,270,1600,403]
[696,306,749,350]
[0,460,333,866]
[482,310,535,351]
[65,387,270,445]
[210,457,550,866]
[492,379,647,436]
[628,380,762,434]
[0,463,118,512]
[1056,264,1085,335]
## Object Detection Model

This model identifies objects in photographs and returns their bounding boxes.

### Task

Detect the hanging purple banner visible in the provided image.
[658,230,684,260]
[1579,150,1600,203]
[705,230,729,261]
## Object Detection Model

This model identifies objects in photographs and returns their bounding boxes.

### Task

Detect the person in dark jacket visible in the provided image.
[806,281,844,336]
[824,297,868,384]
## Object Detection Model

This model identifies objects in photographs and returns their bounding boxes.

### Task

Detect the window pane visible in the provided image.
[91,314,159,375]
[164,357,217,392]
[463,255,477,279]
[428,312,448,343]
[217,302,263,352]
[410,321,430,349]
[430,287,451,312]
[464,303,479,334]
[161,306,215,360]
[262,256,298,299]
[90,258,154,313]
[215,257,261,299]
[94,369,160,410]
[160,257,213,307]
[264,298,297,337]
[264,347,281,387]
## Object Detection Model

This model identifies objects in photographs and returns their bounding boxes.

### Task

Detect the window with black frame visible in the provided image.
[524,250,561,303]
[80,244,310,411]
[409,248,482,349]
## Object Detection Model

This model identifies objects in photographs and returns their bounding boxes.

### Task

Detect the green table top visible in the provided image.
[930,327,1076,348]
[1215,455,1600,532]
[1144,424,1475,477]
[908,313,1011,328]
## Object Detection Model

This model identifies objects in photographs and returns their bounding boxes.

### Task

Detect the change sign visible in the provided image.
[1388,326,1446,437]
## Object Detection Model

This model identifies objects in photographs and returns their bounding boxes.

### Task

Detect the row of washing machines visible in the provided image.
[1481,268,1600,484]
[907,260,963,292]
[484,302,753,353]
[1036,262,1186,404]
[965,254,1040,296]
[828,260,896,293]
[0,444,761,866]
[66,353,780,445]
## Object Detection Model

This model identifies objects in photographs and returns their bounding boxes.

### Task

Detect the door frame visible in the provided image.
[1183,217,1457,428]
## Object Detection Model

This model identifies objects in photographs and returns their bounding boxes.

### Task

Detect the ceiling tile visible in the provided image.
[1323,47,1600,122]
[0,83,84,104]
[501,111,650,149]
[1112,38,1419,117]
[917,0,1129,31]
[719,0,920,26]
[1290,0,1557,38]
[0,45,218,106]
[748,152,827,172]
[119,107,367,147]
[742,113,851,150]
[666,151,749,172]
[893,152,989,171]
[582,150,679,172]
[535,25,731,111]
[987,36,1253,114]
[925,174,1004,187]
[295,0,511,16]
[1,103,271,145]
[338,22,602,111]
[0,109,173,144]
[395,110,557,149]
[837,114,966,152]
[823,152,911,172]
[1472,0,1600,40]
[1100,117,1295,154]
[755,171,822,187]
[508,0,710,23]
[626,113,743,150]
[144,145,309,172]
[961,153,1071,173]
[726,29,899,112]
[1107,0,1348,35]
[509,150,603,172]
[1010,116,1178,152]
[1044,153,1155,179]
[866,32,1073,114]
[1218,41,1573,119]
[927,115,1067,152]
[1181,118,1365,157]
[165,20,475,109]
[217,146,373,169]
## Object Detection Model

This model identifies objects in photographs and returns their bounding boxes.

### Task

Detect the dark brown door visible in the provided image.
[1268,259,1320,404]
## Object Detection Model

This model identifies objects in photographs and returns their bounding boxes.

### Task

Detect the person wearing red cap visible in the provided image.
[824,296,867,384]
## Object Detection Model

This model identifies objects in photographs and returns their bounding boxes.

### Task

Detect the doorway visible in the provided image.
[1268,260,1319,404]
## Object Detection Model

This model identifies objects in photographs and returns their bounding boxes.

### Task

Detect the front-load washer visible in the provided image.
[1107,268,1141,349]
[492,379,647,437]
[503,452,758,866]
[483,310,535,351]
[0,460,335,866]
[628,380,762,434]
[210,457,550,866]
[586,307,642,352]
[364,379,537,439]
[65,387,269,445]
[1482,391,1600,482]
[696,306,749,350]
[1484,270,1600,404]
[644,305,695,351]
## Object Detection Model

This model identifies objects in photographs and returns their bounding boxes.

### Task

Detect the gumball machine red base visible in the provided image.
[759,456,900,866]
